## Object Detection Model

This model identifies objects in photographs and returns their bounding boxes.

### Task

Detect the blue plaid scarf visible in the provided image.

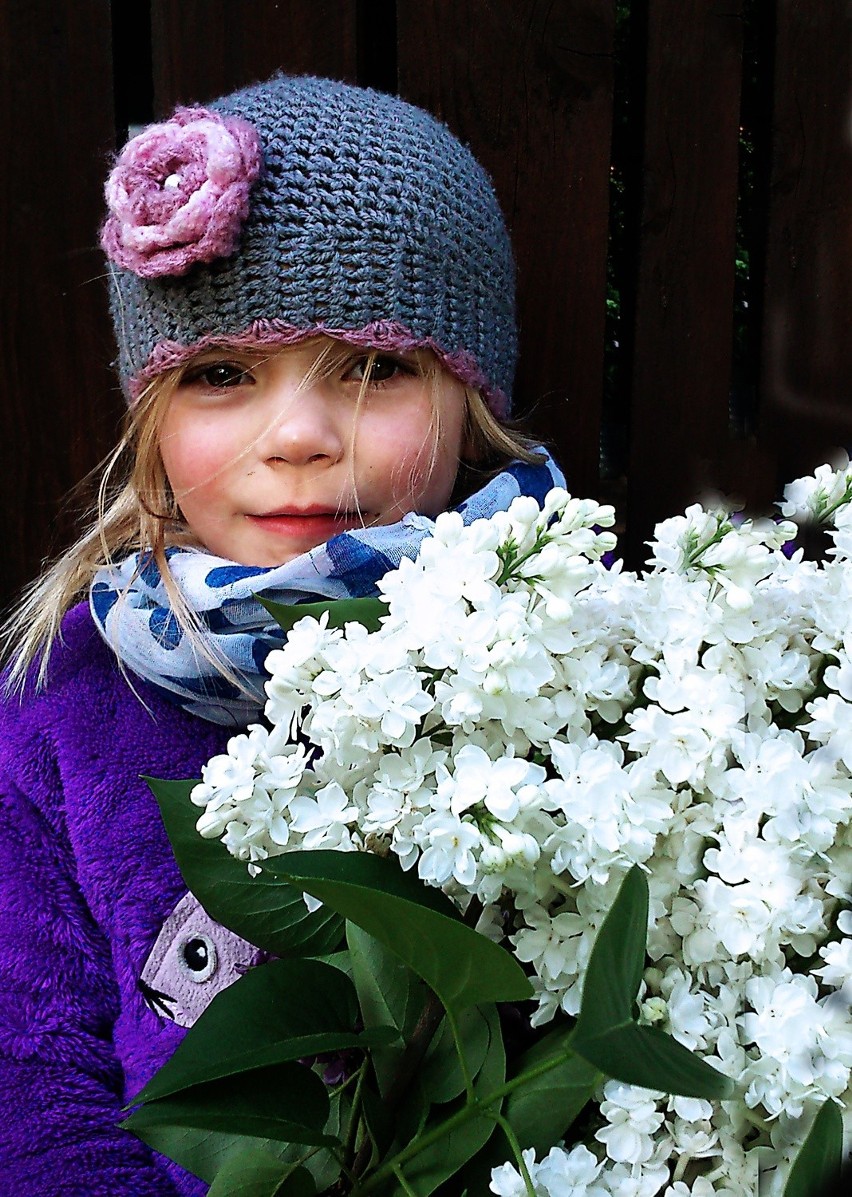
[90,453,565,725]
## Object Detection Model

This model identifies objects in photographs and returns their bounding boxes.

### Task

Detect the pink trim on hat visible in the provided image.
[128,319,511,418]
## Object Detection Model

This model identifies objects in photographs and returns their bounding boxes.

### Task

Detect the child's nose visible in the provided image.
[258,378,345,466]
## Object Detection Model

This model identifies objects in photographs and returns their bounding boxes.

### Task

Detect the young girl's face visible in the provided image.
[158,340,468,566]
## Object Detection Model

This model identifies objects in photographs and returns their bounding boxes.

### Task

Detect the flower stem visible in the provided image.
[496,532,549,586]
[816,476,852,523]
[343,1060,369,1171]
[684,519,729,570]
[353,1039,594,1194]
[390,1164,419,1196]
[445,1006,475,1102]
[493,1112,538,1197]
[349,987,445,1181]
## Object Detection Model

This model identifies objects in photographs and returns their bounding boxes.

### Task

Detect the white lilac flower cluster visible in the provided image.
[190,471,852,1196]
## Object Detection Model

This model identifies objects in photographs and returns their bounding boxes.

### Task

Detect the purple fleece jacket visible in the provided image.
[0,602,234,1195]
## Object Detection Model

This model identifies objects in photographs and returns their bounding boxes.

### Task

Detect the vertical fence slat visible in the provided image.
[626,0,744,565]
[0,0,119,608]
[760,0,852,480]
[151,0,358,111]
[396,0,615,499]
[8,2,852,615]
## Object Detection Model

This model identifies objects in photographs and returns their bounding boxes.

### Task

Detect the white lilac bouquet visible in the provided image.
[129,464,852,1197]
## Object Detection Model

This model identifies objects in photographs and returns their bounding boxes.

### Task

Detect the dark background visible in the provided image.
[3,0,852,609]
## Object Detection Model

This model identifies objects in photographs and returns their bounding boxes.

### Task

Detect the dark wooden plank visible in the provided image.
[0,0,119,608]
[151,0,358,112]
[396,0,616,500]
[625,0,744,566]
[760,0,852,481]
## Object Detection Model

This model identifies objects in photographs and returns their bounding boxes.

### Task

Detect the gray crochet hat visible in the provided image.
[101,74,517,416]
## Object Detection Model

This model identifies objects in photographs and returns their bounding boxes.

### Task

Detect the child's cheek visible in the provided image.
[392,437,460,517]
[389,437,433,494]
[160,414,242,499]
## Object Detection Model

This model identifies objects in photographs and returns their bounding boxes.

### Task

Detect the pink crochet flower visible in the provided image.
[101,107,262,279]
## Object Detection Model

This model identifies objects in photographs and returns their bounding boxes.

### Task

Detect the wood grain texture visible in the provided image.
[6,1,852,611]
[760,0,852,479]
[625,0,744,565]
[396,0,616,500]
[0,0,120,606]
[151,0,358,111]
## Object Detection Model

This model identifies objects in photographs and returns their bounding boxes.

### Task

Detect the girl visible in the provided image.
[0,74,563,1194]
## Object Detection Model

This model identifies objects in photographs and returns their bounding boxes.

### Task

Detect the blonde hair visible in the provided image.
[1,340,543,691]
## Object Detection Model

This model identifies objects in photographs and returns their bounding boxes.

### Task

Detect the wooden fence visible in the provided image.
[3,0,852,610]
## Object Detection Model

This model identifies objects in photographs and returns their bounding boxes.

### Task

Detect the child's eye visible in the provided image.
[344,354,416,385]
[182,361,255,389]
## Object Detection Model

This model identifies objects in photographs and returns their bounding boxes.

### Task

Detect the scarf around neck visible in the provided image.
[90,452,565,725]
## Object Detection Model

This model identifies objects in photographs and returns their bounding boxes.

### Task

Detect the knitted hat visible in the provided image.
[101,74,517,417]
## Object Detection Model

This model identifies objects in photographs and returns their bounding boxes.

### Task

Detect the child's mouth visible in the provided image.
[247,509,368,540]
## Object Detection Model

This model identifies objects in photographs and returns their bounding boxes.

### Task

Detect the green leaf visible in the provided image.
[390,1004,506,1197]
[360,1084,399,1161]
[312,949,354,979]
[123,1062,334,1146]
[207,1146,313,1197]
[784,1099,843,1197]
[574,865,648,1040]
[266,1091,350,1194]
[388,1006,492,1171]
[573,1022,732,1099]
[270,1169,316,1197]
[418,1005,491,1105]
[457,1023,598,1195]
[267,848,457,915]
[505,1025,600,1154]
[146,778,343,957]
[262,850,532,1015]
[116,1126,290,1186]
[571,866,734,1100]
[132,957,393,1105]
[347,923,431,1096]
[259,595,386,635]
[124,1107,345,1188]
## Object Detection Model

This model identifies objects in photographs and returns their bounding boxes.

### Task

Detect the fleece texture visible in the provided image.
[0,602,231,1195]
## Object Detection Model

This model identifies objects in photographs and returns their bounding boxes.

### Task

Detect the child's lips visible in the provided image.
[247,508,369,539]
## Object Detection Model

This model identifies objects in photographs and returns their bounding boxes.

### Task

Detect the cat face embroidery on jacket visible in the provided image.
[138,892,267,1027]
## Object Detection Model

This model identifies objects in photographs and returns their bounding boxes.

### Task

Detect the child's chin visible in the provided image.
[234,542,323,569]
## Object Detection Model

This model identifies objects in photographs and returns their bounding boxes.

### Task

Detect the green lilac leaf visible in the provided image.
[115,1127,289,1187]
[261,850,532,1014]
[360,1084,398,1160]
[418,1004,492,1105]
[346,923,431,1096]
[571,867,733,1099]
[259,594,385,634]
[269,1169,317,1197]
[457,1024,598,1194]
[123,1104,346,1188]
[145,777,343,957]
[386,1006,492,1171]
[207,1146,313,1197]
[572,1021,733,1099]
[783,1098,843,1197]
[573,864,648,1039]
[265,849,457,915]
[388,1004,506,1197]
[122,1062,333,1146]
[132,957,393,1105]
[505,1025,600,1154]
